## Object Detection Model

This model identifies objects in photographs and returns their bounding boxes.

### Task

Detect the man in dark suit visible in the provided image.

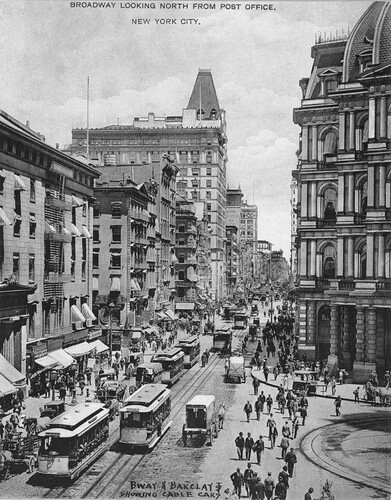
[253,435,265,465]
[230,467,244,498]
[245,432,254,461]
[235,432,245,460]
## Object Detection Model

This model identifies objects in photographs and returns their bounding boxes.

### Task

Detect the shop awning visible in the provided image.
[157,312,168,320]
[71,305,85,323]
[175,302,195,311]
[45,221,56,233]
[0,354,25,385]
[111,276,121,292]
[34,355,59,369]
[82,303,97,321]
[48,349,75,369]
[72,195,84,207]
[88,339,109,354]
[0,373,17,396]
[65,341,95,357]
[164,309,177,321]
[0,207,12,226]
[82,225,92,238]
[69,223,81,237]
[130,278,141,291]
[14,174,27,191]
[92,277,99,290]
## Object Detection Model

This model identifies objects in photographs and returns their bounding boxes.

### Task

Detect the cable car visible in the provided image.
[234,313,248,329]
[119,384,172,449]
[135,362,163,387]
[176,335,201,368]
[151,348,185,386]
[212,326,232,353]
[37,403,110,480]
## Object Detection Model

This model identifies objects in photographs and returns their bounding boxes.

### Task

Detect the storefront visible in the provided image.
[0,353,25,410]
[64,341,96,372]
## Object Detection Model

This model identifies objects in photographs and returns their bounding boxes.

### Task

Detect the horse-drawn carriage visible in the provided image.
[182,395,219,446]
[0,433,40,480]
[365,382,391,406]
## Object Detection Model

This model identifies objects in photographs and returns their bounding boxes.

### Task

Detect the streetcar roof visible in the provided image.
[152,347,184,361]
[136,362,163,374]
[176,335,199,346]
[121,383,170,408]
[213,326,231,334]
[229,356,244,364]
[37,403,109,438]
[186,395,215,408]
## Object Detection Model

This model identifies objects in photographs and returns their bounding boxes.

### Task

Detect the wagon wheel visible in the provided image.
[28,456,36,473]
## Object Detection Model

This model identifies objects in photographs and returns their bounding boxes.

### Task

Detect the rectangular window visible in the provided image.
[93,203,100,218]
[110,249,121,268]
[93,226,100,243]
[29,213,36,238]
[207,203,212,211]
[111,226,121,243]
[206,179,212,188]
[178,270,185,280]
[192,168,199,176]
[12,252,19,278]
[191,151,199,163]
[93,248,99,269]
[206,167,212,176]
[29,254,35,282]
[206,191,211,200]
[111,202,122,218]
[0,174,4,194]
[82,198,87,217]
[30,179,36,202]
[206,152,212,163]
[71,237,76,278]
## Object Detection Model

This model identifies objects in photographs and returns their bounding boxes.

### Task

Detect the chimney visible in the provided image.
[26,120,30,128]
[56,143,59,150]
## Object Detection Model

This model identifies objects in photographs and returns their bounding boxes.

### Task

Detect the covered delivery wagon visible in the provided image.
[225,356,246,383]
[182,395,219,446]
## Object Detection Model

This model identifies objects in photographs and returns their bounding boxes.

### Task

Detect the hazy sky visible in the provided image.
[0,0,373,257]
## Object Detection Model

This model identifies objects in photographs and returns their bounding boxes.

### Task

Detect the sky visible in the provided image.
[0,0,373,257]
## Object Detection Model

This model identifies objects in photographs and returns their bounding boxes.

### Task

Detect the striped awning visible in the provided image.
[82,303,96,321]
[71,305,85,323]
[0,207,11,226]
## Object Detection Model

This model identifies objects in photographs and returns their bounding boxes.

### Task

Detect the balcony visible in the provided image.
[376,281,391,291]
[45,195,72,211]
[338,279,355,290]
[316,278,330,289]
[44,273,73,283]
[45,230,72,243]
[134,235,149,246]
[317,162,337,170]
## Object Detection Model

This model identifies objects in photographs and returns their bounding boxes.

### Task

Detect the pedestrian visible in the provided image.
[45,378,51,398]
[254,398,262,421]
[270,424,278,449]
[244,401,253,423]
[292,417,300,439]
[282,421,291,438]
[230,468,244,498]
[285,448,297,477]
[266,394,273,414]
[252,377,260,396]
[304,487,314,500]
[225,358,229,377]
[334,395,342,416]
[278,466,289,491]
[79,378,86,396]
[264,472,275,500]
[245,432,254,461]
[235,432,245,460]
[280,435,289,460]
[300,406,307,426]
[263,366,269,382]
[274,479,287,500]
[218,402,226,429]
[259,392,266,413]
[331,377,336,396]
[266,413,276,439]
[243,463,254,498]
[384,371,390,389]
[0,420,4,441]
[201,353,206,368]
[17,387,24,403]
[353,387,360,403]
[273,366,279,381]
[86,370,92,385]
[279,394,286,415]
[253,435,265,465]
[59,383,66,401]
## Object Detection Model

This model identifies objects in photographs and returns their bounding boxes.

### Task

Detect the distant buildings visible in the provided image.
[292,1,391,381]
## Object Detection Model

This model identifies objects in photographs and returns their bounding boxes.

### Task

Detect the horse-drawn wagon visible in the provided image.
[0,433,40,480]
[182,395,219,446]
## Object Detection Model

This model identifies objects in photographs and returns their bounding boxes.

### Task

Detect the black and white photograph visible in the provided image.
[0,1,390,499]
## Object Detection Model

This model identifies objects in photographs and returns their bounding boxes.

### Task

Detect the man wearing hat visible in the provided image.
[264,472,275,500]
[285,448,297,478]
[253,435,265,465]
[230,467,244,498]
[243,463,254,497]
[384,370,390,389]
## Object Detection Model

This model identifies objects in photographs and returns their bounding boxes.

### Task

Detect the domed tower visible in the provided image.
[292,1,391,383]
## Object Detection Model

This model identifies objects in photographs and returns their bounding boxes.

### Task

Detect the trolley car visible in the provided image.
[212,326,232,353]
[176,335,200,368]
[135,362,163,387]
[151,348,184,386]
[119,384,172,449]
[37,403,110,480]
[234,313,248,329]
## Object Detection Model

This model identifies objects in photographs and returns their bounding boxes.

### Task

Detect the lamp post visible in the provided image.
[50,368,58,401]
[107,301,116,367]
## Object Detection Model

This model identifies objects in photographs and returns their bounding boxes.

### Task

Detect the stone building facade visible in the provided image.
[292,1,391,381]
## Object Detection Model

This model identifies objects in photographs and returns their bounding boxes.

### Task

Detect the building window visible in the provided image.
[206,167,212,176]
[93,203,100,218]
[29,254,35,282]
[178,225,185,233]
[111,202,122,218]
[191,151,199,163]
[29,213,36,238]
[192,168,199,176]
[206,152,212,163]
[82,238,86,281]
[93,226,100,243]
[178,270,185,280]
[322,245,336,279]
[12,252,19,278]
[71,237,76,278]
[112,226,121,243]
[178,254,185,263]
[206,179,212,188]
[82,198,87,217]
[110,249,121,268]
[30,179,36,202]
[206,191,211,200]
[93,248,99,269]
[192,179,199,188]
[207,203,212,211]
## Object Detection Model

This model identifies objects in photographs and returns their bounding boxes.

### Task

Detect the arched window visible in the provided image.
[361,181,368,215]
[361,252,367,279]
[323,188,337,221]
[210,108,217,120]
[323,245,336,278]
[323,131,337,158]
[197,109,204,121]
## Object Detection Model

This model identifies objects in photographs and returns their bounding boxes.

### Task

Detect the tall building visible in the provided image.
[290,179,298,276]
[240,201,258,292]
[0,110,100,395]
[69,69,228,301]
[292,1,391,381]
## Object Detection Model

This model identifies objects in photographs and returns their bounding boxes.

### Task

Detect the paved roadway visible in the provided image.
[1,303,390,500]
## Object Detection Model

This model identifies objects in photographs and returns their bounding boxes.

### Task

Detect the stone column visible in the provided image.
[342,306,352,368]
[300,240,307,277]
[386,181,391,208]
[380,96,387,140]
[311,125,318,161]
[316,252,322,277]
[310,240,316,277]
[307,301,316,345]
[347,237,354,278]
[328,304,339,373]
[347,174,354,213]
[366,233,374,278]
[355,307,365,362]
[367,165,375,207]
[301,183,308,218]
[368,96,376,140]
[337,237,344,277]
[379,165,386,207]
[349,111,355,150]
[354,251,360,278]
[310,182,317,217]
[302,126,309,161]
[337,173,345,213]
[377,233,385,278]
[365,308,377,363]
[339,112,346,151]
